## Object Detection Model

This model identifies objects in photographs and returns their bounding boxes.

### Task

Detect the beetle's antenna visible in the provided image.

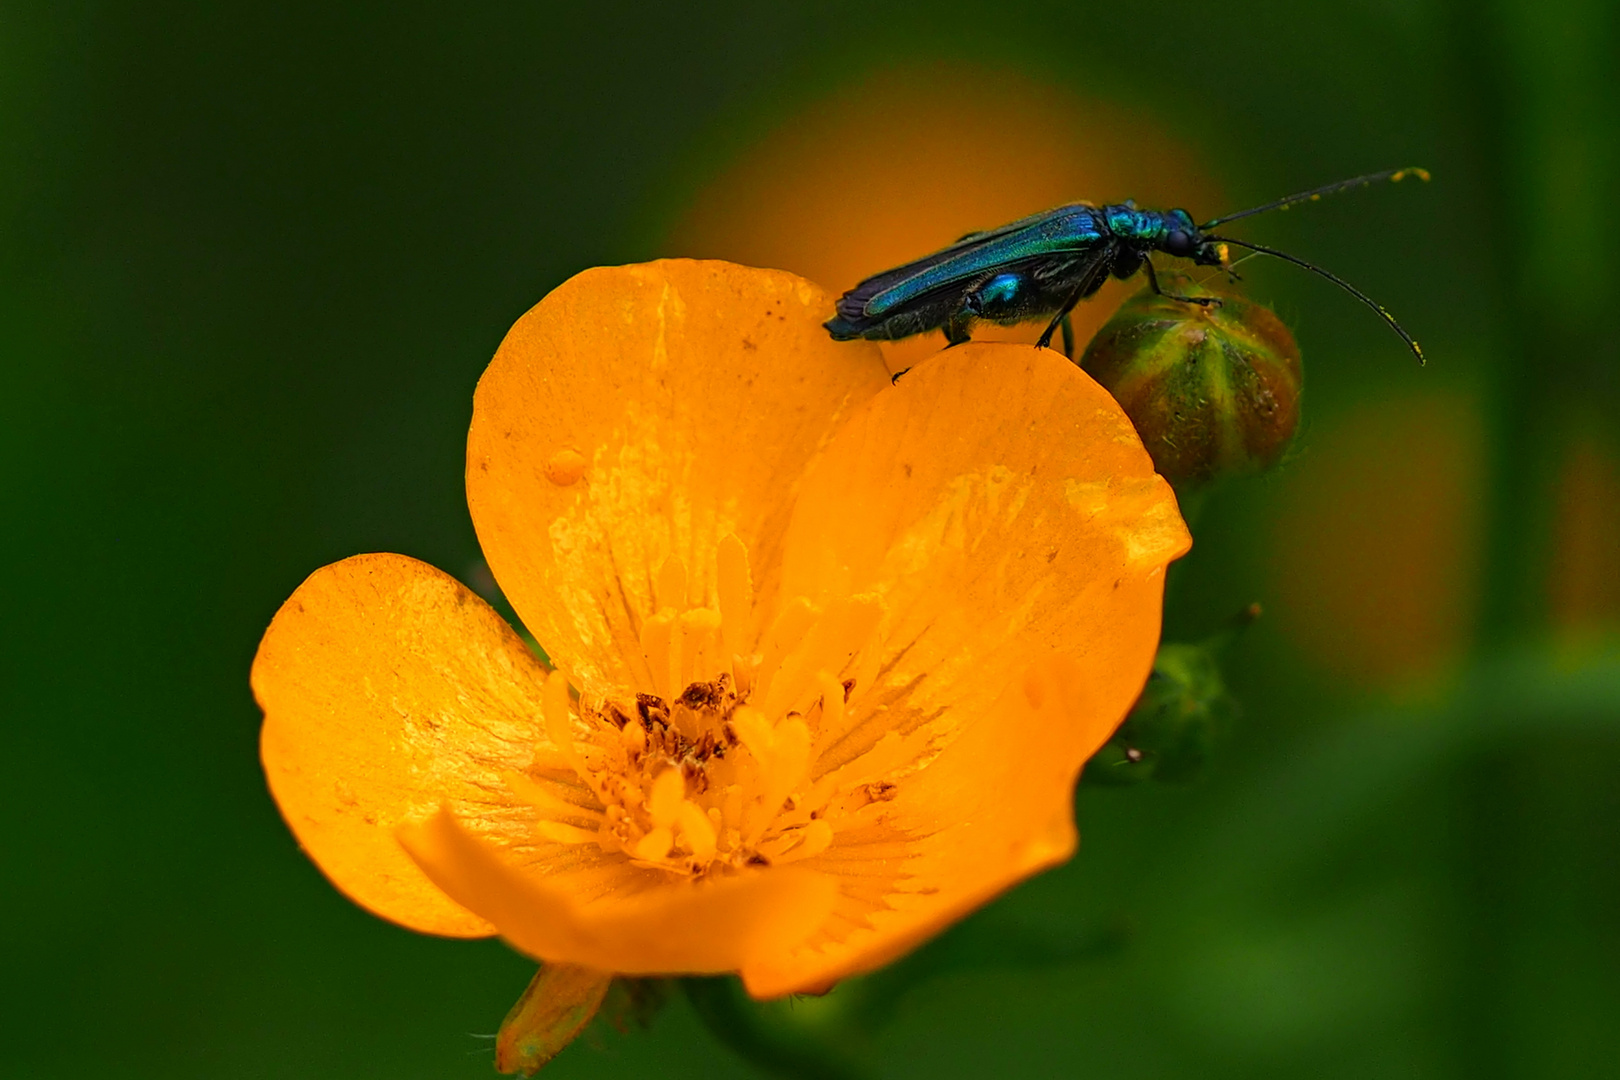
[1205,235,1424,364]
[1199,167,1429,230]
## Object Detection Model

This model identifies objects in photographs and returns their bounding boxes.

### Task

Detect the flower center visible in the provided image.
[504,536,922,878]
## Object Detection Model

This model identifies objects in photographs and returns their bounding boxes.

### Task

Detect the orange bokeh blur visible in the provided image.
[1268,389,1486,690]
[665,63,1223,373]
[1548,430,1620,641]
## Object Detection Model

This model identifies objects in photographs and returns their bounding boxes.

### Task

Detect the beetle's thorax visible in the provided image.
[1101,203,1173,242]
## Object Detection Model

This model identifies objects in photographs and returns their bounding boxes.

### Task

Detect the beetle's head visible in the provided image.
[1161,209,1227,267]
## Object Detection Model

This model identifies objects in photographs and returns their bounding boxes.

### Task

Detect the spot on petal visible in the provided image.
[544,448,588,486]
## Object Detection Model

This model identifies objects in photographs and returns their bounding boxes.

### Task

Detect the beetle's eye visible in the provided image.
[1164,230,1194,257]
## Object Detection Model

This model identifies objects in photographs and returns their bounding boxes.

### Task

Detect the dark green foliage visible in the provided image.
[5,1,1619,1078]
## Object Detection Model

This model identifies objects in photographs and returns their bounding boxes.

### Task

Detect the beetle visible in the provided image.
[823,167,1427,363]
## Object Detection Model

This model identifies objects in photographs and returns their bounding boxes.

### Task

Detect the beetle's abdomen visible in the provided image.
[824,200,1115,340]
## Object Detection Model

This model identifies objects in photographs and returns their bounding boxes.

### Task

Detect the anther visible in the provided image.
[648,768,685,829]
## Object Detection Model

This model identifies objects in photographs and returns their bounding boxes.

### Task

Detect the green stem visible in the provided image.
[1441,12,1529,1079]
[1458,2,1619,647]
[682,977,868,1080]
[1443,5,1617,1079]
[680,913,1129,1078]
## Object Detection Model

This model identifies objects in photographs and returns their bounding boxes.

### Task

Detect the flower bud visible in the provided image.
[1080,272,1301,488]
[497,964,613,1074]
[1085,642,1236,785]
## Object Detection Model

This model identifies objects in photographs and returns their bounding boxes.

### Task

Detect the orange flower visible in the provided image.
[252,261,1188,1007]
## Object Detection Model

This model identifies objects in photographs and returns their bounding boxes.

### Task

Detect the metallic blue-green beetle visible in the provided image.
[823,167,1426,362]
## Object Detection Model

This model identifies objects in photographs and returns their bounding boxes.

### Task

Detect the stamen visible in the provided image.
[502,771,603,821]
[633,826,673,861]
[720,785,744,832]
[676,801,718,861]
[656,555,688,610]
[518,538,918,881]
[764,718,812,811]
[638,611,675,699]
[535,821,601,845]
[817,672,845,741]
[542,670,588,779]
[716,533,752,667]
[753,597,818,707]
[669,702,703,742]
[647,768,685,829]
[664,613,684,708]
[761,595,882,720]
[529,746,580,773]
[677,606,723,690]
[729,706,776,761]
[619,720,646,755]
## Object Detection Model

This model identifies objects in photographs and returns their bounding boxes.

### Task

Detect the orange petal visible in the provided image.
[400,808,839,974]
[742,343,1189,994]
[743,653,1097,996]
[253,553,552,937]
[781,342,1187,747]
[466,259,891,697]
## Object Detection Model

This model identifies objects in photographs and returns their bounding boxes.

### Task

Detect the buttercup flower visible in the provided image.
[252,261,1188,1031]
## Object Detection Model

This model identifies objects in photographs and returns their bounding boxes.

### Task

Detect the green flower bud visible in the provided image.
[1080,272,1302,489]
[1085,641,1237,786]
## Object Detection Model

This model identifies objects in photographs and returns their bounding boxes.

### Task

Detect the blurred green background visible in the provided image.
[5,1,1617,1078]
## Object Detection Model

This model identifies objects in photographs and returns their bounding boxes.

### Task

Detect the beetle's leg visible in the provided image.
[1037,280,1095,350]
[894,318,970,384]
[1059,313,1077,362]
[1144,258,1220,308]
[1039,246,1119,349]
